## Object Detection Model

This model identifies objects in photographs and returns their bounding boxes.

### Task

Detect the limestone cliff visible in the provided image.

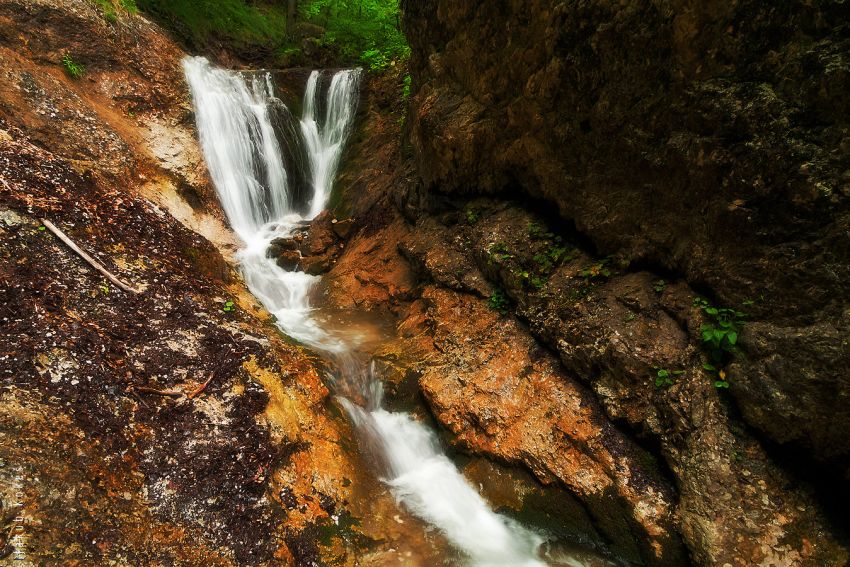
[402,0,850,471]
[311,0,850,565]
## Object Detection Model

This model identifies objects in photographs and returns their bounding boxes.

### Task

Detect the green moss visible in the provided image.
[92,0,137,22]
[133,0,408,69]
[136,0,289,52]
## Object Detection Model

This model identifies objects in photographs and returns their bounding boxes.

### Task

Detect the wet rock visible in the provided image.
[331,217,355,239]
[397,203,849,566]
[402,0,850,474]
[301,253,332,276]
[304,211,338,255]
[401,285,687,565]
[0,1,440,563]
[276,248,302,271]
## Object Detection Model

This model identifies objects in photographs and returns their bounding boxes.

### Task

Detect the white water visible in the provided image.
[184,56,569,567]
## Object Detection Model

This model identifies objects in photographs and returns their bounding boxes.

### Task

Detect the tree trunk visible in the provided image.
[286,0,297,38]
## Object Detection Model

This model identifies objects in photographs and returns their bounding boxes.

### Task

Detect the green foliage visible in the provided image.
[488,289,509,315]
[693,297,746,363]
[93,0,137,22]
[654,368,684,388]
[61,55,85,79]
[402,74,411,100]
[652,279,666,293]
[484,221,575,293]
[98,282,110,295]
[135,0,407,70]
[465,208,479,225]
[300,0,409,70]
[37,225,46,232]
[527,221,551,240]
[580,258,612,282]
[222,299,236,313]
[702,363,730,388]
[136,0,289,52]
[488,242,513,263]
[694,297,747,388]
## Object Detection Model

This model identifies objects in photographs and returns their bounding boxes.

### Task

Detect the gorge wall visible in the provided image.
[2,0,849,565]
[338,0,850,564]
[401,1,850,467]
[0,1,448,564]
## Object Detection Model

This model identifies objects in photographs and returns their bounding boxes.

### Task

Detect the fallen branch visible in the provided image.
[188,374,215,399]
[41,218,142,294]
[128,385,183,397]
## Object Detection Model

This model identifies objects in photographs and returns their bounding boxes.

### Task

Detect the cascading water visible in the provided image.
[184,56,585,567]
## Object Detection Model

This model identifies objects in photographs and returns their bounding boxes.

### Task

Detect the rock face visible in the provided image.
[317,51,849,564]
[0,1,447,565]
[408,285,687,565]
[402,0,849,533]
[399,203,848,566]
[402,0,850,464]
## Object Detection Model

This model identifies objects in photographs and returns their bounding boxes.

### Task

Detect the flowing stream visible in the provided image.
[184,56,586,567]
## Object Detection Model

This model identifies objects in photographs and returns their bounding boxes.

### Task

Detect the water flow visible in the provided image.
[184,57,567,567]
[183,57,290,239]
[301,70,362,218]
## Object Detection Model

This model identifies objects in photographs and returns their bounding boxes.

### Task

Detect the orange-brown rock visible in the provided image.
[398,202,849,566]
[0,1,448,564]
[402,286,685,565]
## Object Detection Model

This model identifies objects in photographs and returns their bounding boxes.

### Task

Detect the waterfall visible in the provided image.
[300,70,362,218]
[183,58,291,239]
[184,56,573,567]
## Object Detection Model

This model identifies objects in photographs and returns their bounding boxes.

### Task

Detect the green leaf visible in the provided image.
[672,370,685,375]
[714,380,730,388]
[702,363,717,372]
[38,225,46,231]
[727,331,738,345]
[657,369,669,378]
[705,307,718,316]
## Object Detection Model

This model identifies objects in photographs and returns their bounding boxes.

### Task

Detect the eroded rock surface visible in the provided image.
[402,0,850,474]
[321,34,849,566]
[399,204,848,566]
[0,1,446,564]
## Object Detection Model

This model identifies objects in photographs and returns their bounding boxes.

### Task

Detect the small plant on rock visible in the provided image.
[702,363,730,388]
[693,297,747,389]
[693,297,746,362]
[62,55,85,79]
[488,289,509,315]
[528,221,552,240]
[402,74,412,100]
[580,258,612,282]
[465,208,479,225]
[222,300,236,313]
[653,279,667,293]
[488,242,512,263]
[654,368,684,388]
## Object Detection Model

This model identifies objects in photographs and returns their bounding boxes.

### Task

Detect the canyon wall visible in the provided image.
[387,0,850,564]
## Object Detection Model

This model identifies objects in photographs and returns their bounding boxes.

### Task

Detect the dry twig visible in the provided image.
[41,218,141,294]
[188,374,215,399]
[128,385,183,397]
